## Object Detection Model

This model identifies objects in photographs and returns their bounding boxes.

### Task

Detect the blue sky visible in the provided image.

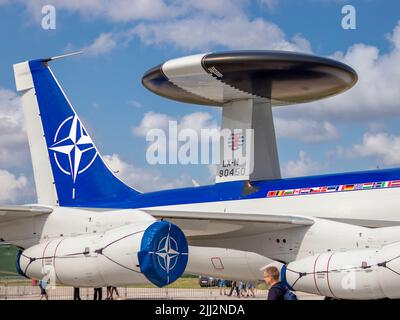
[0,0,399,203]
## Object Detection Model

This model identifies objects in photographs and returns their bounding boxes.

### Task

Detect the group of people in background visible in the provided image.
[34,279,121,300]
[36,267,295,300]
[218,279,256,298]
[217,266,298,300]
[74,286,120,300]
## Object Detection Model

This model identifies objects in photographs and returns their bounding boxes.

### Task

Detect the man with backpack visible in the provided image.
[263,266,298,300]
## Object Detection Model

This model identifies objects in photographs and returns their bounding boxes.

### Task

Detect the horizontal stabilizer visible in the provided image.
[0,205,52,223]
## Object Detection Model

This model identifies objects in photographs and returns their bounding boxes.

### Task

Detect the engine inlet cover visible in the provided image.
[138,220,189,287]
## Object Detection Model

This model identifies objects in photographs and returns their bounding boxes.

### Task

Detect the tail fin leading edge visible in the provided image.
[13,58,140,207]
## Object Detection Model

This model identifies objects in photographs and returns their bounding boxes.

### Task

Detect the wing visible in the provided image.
[144,209,314,239]
[0,205,52,223]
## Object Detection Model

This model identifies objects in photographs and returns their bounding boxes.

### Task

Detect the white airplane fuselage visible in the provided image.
[3,185,400,282]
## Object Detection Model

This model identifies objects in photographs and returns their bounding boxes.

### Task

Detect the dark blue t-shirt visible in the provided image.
[267,282,286,300]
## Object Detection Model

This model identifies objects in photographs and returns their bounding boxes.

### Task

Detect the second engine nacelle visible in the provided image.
[281,242,400,299]
[16,220,188,288]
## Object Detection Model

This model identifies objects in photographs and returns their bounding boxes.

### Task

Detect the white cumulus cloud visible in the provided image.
[133,111,219,164]
[351,132,400,166]
[133,111,173,137]
[9,0,311,53]
[282,151,324,177]
[103,153,191,191]
[129,15,311,52]
[0,89,37,204]
[10,0,181,22]
[0,88,29,168]
[281,22,400,122]
[83,32,117,56]
[0,170,34,204]
[275,117,338,143]
[134,111,219,137]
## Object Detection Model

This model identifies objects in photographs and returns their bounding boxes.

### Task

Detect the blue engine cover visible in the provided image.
[15,250,29,279]
[138,221,189,287]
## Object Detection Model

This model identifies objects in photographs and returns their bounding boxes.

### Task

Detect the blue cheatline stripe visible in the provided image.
[68,167,400,209]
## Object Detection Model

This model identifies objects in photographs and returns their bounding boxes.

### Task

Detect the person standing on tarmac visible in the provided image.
[246,281,256,297]
[93,287,103,300]
[218,279,227,296]
[39,279,48,300]
[106,286,120,300]
[73,287,81,300]
[227,280,240,297]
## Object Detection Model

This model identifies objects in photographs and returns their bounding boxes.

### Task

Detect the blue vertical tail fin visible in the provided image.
[13,56,140,207]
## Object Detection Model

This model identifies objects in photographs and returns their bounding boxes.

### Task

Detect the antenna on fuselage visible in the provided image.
[43,51,83,63]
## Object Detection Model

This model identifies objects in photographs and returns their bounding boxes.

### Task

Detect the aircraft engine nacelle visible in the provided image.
[16,220,188,288]
[281,242,400,299]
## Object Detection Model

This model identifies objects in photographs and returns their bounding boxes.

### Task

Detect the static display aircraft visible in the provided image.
[1,50,400,299]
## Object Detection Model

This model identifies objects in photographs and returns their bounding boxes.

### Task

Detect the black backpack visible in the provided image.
[276,283,298,300]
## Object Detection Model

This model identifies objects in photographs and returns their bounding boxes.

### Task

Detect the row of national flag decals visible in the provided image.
[266,180,400,198]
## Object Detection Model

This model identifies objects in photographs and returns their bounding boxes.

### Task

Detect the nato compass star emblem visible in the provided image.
[49,115,98,199]
[152,229,188,283]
